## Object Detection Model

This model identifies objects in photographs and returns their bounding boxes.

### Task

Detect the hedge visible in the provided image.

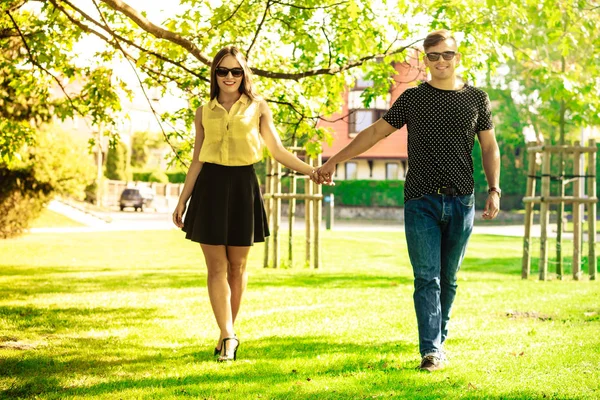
[130,142,600,211]
[132,171,186,183]
[277,177,404,207]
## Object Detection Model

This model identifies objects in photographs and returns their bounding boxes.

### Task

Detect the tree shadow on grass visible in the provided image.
[0,305,161,335]
[0,335,426,399]
[461,256,524,276]
[0,265,205,297]
[0,336,409,396]
[0,335,570,399]
[249,273,414,289]
[0,266,414,298]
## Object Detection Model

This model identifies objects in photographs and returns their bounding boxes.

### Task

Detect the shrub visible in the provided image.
[0,128,95,238]
[322,180,404,207]
[105,140,130,181]
[132,171,152,182]
[166,171,186,183]
[132,170,186,183]
[148,170,169,183]
[0,168,52,238]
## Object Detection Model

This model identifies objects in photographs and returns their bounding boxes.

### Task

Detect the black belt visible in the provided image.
[436,186,459,196]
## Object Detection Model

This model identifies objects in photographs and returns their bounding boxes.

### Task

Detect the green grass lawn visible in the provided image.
[0,229,598,399]
[29,209,84,228]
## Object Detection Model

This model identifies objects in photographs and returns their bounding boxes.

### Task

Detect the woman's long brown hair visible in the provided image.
[209,46,259,101]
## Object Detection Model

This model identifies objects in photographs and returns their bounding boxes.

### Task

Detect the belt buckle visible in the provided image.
[437,186,456,196]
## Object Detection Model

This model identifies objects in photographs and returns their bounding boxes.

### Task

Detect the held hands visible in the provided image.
[482,192,500,220]
[309,161,336,185]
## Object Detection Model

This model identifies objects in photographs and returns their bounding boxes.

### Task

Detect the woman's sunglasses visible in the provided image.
[425,51,457,62]
[215,67,244,78]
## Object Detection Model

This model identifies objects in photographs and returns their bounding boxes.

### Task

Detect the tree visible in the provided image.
[1,0,514,166]
[496,0,600,144]
[2,1,598,167]
[130,131,149,168]
[105,140,130,181]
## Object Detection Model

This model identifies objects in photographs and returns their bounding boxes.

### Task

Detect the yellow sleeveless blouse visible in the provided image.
[199,94,263,166]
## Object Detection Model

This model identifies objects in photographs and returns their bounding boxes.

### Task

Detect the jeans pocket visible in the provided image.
[457,194,475,207]
[406,195,426,203]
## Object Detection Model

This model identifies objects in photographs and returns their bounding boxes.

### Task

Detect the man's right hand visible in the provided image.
[314,161,336,185]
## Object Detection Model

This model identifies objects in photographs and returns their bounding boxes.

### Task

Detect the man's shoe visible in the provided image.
[419,354,444,372]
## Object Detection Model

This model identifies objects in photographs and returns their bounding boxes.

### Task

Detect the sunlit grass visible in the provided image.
[0,230,598,399]
[29,209,84,228]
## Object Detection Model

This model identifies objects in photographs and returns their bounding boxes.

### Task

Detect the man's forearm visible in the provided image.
[482,147,500,188]
[328,126,380,165]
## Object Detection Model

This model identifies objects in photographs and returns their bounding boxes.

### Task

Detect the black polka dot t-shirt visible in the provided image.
[382,82,494,202]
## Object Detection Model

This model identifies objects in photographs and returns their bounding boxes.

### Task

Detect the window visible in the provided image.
[354,78,374,89]
[348,109,387,136]
[386,163,399,180]
[401,161,408,179]
[349,110,373,135]
[345,162,358,180]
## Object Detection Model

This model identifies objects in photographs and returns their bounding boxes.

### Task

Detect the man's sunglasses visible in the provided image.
[215,67,244,78]
[425,51,457,62]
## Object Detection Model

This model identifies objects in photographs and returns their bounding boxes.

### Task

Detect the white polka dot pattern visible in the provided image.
[382,82,494,202]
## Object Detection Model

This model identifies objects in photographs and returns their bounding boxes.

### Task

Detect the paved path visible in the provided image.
[33,199,598,241]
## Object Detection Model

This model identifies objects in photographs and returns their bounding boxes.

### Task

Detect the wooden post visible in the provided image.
[96,124,104,207]
[556,144,565,279]
[288,144,297,268]
[272,161,282,268]
[588,139,597,280]
[522,144,537,279]
[263,158,273,268]
[556,148,565,279]
[539,150,551,280]
[313,154,322,269]
[305,157,313,268]
[573,142,582,280]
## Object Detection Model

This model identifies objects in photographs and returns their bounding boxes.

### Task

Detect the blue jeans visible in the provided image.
[404,193,475,357]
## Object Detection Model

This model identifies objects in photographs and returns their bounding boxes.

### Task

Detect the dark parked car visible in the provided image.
[119,187,154,212]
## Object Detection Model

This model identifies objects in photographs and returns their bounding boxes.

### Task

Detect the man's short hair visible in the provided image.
[423,30,457,51]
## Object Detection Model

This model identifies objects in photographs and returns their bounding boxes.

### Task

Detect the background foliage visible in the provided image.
[0,129,94,238]
[104,140,131,181]
[1,0,599,234]
[3,0,598,165]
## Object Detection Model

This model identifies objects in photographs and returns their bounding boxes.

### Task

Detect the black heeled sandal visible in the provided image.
[214,333,236,356]
[217,337,239,362]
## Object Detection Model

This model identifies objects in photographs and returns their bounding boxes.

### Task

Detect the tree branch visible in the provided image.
[99,0,418,80]
[5,9,86,119]
[321,22,333,69]
[56,0,207,82]
[246,0,271,58]
[91,0,188,168]
[270,0,348,10]
[252,39,422,80]
[203,0,246,37]
[3,0,27,13]
[100,0,213,65]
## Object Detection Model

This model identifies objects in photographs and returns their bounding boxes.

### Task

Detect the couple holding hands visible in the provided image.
[172,29,500,371]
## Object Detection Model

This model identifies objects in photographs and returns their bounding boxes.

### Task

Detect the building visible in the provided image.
[319,53,425,180]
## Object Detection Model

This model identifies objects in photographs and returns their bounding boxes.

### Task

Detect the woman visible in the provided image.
[172,46,317,362]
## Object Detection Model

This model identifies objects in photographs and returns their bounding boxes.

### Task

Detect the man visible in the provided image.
[314,30,501,371]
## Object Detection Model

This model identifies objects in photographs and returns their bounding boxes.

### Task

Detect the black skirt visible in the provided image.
[182,162,269,246]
